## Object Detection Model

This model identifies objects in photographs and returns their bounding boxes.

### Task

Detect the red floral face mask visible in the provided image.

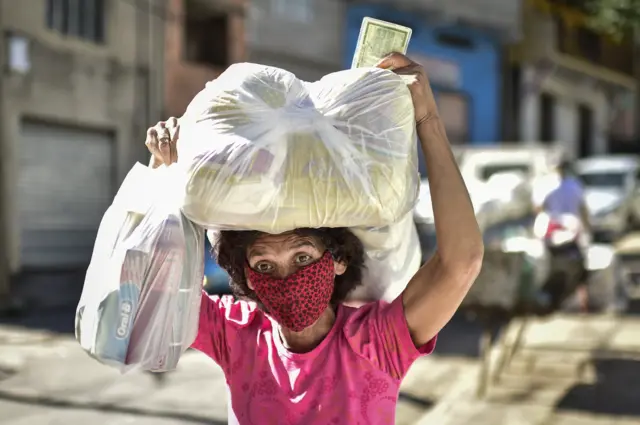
[246,251,335,332]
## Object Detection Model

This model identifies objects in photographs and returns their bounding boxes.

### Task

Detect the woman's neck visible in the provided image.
[278,306,336,353]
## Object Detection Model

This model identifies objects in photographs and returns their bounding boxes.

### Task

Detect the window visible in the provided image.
[539,93,555,143]
[435,32,475,50]
[46,0,105,43]
[578,172,626,189]
[576,27,601,63]
[508,65,521,141]
[184,1,229,67]
[577,103,594,158]
[435,92,469,145]
[271,0,312,23]
[481,163,531,181]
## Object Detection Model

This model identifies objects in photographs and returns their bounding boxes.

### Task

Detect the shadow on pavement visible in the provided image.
[398,391,435,410]
[432,312,504,358]
[555,358,640,417]
[626,298,640,316]
[0,389,226,425]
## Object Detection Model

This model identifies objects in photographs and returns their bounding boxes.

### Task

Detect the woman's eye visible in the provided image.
[255,262,273,273]
[295,254,312,264]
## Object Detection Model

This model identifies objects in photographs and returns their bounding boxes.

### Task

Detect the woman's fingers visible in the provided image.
[146,123,169,166]
[166,116,179,132]
[153,122,170,160]
[166,117,180,163]
[375,52,414,70]
[145,127,160,155]
[146,127,165,168]
[145,118,180,167]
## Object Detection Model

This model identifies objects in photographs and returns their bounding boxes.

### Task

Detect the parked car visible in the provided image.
[575,155,640,242]
[203,237,232,295]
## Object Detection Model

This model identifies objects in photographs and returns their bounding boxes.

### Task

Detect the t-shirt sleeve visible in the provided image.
[343,295,437,381]
[190,290,258,374]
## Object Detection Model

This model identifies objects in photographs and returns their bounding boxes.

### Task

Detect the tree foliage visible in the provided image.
[586,0,640,36]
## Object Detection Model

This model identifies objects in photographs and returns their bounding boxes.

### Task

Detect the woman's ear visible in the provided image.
[333,260,347,276]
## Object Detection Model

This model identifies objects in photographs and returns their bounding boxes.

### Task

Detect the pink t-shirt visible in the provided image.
[191,291,436,425]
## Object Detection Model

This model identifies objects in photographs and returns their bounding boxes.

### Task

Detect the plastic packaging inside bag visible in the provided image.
[178,62,419,233]
[75,163,204,373]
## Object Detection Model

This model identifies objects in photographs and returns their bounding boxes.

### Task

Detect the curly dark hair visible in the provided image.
[213,228,365,309]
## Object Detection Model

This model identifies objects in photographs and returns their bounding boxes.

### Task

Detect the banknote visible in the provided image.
[351,17,413,69]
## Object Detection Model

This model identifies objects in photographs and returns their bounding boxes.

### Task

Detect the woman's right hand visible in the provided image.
[146,117,179,168]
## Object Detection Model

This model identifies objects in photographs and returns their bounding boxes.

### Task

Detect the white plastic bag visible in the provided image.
[178,63,419,233]
[75,163,204,372]
[348,213,421,302]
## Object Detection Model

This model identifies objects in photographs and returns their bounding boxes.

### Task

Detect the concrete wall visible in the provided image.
[165,0,248,118]
[0,0,166,272]
[513,6,636,157]
[246,0,345,81]
[519,65,611,157]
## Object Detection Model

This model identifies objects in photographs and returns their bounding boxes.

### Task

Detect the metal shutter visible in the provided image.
[18,121,114,268]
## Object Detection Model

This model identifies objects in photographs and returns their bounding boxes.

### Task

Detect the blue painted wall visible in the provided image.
[345,5,502,145]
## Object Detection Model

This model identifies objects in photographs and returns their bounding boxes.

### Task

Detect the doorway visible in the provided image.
[577,103,594,157]
[539,92,555,143]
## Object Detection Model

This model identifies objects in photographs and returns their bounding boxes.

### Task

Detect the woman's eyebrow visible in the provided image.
[247,247,266,258]
[291,240,316,249]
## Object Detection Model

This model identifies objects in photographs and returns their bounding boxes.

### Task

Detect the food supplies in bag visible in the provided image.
[75,163,204,373]
[177,63,419,233]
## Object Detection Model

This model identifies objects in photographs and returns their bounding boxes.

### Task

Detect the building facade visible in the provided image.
[344,1,522,148]
[505,0,637,157]
[0,0,166,284]
[245,0,346,81]
[164,0,247,118]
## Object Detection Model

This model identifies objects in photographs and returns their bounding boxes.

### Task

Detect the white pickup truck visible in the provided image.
[414,144,565,231]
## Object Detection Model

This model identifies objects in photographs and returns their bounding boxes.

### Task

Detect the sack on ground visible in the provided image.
[178,62,419,233]
[75,163,204,373]
[586,244,627,313]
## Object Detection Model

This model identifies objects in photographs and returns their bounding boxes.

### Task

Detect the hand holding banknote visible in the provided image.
[376,52,439,126]
[146,117,179,168]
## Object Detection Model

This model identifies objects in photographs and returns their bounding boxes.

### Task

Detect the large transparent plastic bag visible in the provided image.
[178,63,419,233]
[75,163,204,373]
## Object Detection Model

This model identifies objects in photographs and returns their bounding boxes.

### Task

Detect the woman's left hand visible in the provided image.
[376,52,439,125]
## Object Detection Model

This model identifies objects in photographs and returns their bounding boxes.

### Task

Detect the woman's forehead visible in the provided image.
[249,231,321,255]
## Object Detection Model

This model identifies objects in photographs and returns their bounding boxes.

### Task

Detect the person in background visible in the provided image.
[145,52,483,424]
[540,159,591,311]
